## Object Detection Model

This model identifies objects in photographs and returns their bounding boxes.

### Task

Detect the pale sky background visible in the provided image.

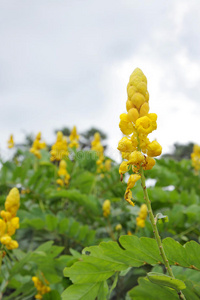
[1,0,200,161]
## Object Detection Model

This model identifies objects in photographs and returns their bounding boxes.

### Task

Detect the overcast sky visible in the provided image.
[0,0,200,161]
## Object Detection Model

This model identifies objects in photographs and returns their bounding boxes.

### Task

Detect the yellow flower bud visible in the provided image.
[128,108,139,123]
[137,82,147,96]
[126,100,135,112]
[131,93,145,110]
[147,141,162,157]
[127,86,137,99]
[139,102,149,117]
[103,200,111,217]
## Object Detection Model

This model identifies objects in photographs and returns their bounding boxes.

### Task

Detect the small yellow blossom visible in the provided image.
[115,224,122,231]
[57,160,70,187]
[127,174,141,189]
[8,134,14,149]
[103,199,111,217]
[136,204,148,228]
[32,275,51,299]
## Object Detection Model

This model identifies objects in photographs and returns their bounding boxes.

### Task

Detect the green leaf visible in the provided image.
[64,262,115,284]
[46,214,58,231]
[61,282,101,300]
[129,277,183,300]
[147,272,186,291]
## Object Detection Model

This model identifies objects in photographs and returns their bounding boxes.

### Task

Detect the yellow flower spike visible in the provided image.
[127,230,132,235]
[8,134,14,149]
[50,132,68,161]
[103,200,111,217]
[127,174,141,189]
[69,126,79,149]
[5,187,20,217]
[118,68,162,207]
[128,151,145,166]
[30,132,46,158]
[147,140,162,157]
[127,108,139,123]
[32,275,51,299]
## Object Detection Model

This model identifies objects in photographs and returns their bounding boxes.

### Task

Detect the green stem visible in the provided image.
[140,168,186,300]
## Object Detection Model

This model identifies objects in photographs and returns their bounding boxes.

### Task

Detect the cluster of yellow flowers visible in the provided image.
[69,126,79,149]
[8,134,14,149]
[56,160,70,187]
[91,133,111,173]
[118,68,162,206]
[102,199,111,217]
[0,188,20,250]
[136,204,148,228]
[30,132,46,159]
[50,131,68,162]
[191,144,200,173]
[32,276,51,299]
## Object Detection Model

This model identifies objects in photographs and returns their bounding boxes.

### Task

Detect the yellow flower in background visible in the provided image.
[50,131,68,162]
[102,199,111,217]
[57,159,70,187]
[118,68,162,206]
[115,224,122,231]
[8,134,14,149]
[30,132,46,159]
[91,132,105,173]
[0,188,20,250]
[32,275,51,299]
[69,126,80,149]
[191,144,200,173]
[136,204,148,228]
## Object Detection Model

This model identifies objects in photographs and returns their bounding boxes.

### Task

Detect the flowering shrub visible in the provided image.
[0,73,199,300]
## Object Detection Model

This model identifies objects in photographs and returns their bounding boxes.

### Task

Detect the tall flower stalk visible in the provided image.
[118,68,186,300]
